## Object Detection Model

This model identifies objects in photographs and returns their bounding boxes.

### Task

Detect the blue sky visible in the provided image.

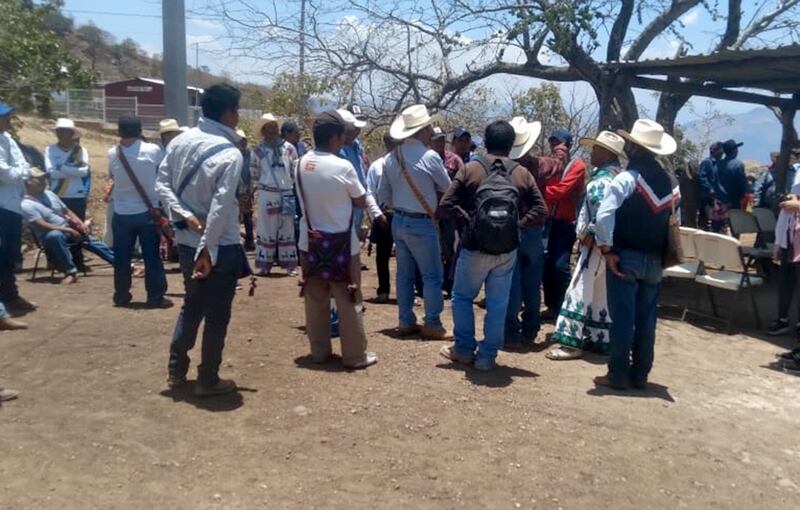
[61,1,784,127]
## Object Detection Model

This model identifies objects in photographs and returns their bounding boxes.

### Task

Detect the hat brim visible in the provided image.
[159,127,183,135]
[616,129,677,156]
[389,116,433,140]
[509,121,543,160]
[580,137,624,157]
[255,118,279,134]
[352,119,367,129]
[52,125,76,132]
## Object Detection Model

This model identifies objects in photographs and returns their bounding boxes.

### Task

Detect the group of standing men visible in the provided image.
[2,80,683,399]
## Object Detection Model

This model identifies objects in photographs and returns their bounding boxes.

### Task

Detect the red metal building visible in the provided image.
[103,77,203,106]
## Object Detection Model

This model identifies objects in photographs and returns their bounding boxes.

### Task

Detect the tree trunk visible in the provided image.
[774,106,798,202]
[656,91,691,133]
[596,75,638,131]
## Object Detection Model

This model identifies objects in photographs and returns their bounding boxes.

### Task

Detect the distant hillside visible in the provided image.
[683,107,800,164]
[61,22,268,109]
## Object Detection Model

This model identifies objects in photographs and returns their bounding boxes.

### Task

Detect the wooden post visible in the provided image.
[774,104,798,204]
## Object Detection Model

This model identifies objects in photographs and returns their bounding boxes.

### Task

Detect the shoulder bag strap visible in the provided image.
[393,147,436,220]
[176,142,234,198]
[116,145,154,209]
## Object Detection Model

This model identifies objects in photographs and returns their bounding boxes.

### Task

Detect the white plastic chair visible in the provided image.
[692,231,763,333]
[663,227,702,320]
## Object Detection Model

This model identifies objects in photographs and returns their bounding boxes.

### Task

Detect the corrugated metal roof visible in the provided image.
[606,45,800,94]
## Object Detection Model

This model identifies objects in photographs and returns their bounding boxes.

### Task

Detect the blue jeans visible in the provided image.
[0,208,21,302]
[452,249,517,364]
[392,214,444,327]
[112,212,167,305]
[543,218,576,311]
[42,230,114,274]
[169,244,241,386]
[0,301,8,320]
[505,227,545,342]
[606,249,663,387]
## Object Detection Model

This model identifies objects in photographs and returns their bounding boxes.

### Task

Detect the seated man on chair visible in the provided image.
[21,168,114,283]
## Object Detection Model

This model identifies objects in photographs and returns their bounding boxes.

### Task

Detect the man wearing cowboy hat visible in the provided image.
[250,112,299,275]
[504,116,547,348]
[377,104,452,339]
[159,118,186,149]
[0,101,38,316]
[594,119,680,391]
[45,118,91,221]
[548,131,625,361]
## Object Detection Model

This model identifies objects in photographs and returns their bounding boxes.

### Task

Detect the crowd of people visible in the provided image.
[5,79,797,404]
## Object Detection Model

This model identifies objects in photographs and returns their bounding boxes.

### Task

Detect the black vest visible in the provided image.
[613,157,677,256]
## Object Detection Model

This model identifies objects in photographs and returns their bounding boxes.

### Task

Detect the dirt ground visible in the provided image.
[3,118,800,509]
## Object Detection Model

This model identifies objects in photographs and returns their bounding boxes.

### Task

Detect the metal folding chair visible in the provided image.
[692,231,763,333]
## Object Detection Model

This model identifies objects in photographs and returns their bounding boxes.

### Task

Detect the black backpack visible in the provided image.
[471,157,520,255]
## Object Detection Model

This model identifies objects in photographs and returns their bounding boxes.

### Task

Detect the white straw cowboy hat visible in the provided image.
[617,119,677,156]
[389,104,434,140]
[255,113,279,134]
[580,130,626,157]
[52,118,76,131]
[508,116,542,160]
[159,118,183,135]
[337,109,367,129]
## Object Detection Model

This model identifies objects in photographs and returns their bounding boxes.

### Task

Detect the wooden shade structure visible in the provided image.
[605,45,800,193]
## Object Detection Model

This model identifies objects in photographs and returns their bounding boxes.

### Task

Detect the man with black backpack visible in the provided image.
[439,121,547,371]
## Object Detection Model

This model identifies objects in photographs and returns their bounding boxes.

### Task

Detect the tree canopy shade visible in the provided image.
[0,0,93,114]
[201,0,800,130]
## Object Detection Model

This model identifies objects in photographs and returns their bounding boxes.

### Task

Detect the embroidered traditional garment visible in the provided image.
[552,163,619,353]
[251,140,299,271]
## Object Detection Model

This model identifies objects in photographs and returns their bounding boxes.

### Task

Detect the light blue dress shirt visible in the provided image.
[376,139,451,214]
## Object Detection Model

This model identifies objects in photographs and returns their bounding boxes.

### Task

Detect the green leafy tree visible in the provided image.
[0,0,94,114]
[262,72,337,122]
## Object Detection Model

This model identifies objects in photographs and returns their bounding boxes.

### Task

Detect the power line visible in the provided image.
[64,9,218,21]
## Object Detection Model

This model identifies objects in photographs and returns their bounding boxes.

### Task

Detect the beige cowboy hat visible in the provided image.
[28,167,47,179]
[580,130,625,157]
[617,119,677,156]
[508,116,543,160]
[159,118,183,135]
[337,108,367,129]
[389,104,434,140]
[52,118,76,131]
[255,113,279,134]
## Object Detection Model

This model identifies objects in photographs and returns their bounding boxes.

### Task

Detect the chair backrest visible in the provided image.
[679,227,701,259]
[693,231,745,272]
[752,207,777,233]
[727,209,759,238]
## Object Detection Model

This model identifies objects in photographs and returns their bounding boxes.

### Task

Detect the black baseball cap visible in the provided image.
[313,110,346,130]
[723,139,743,152]
[453,127,471,139]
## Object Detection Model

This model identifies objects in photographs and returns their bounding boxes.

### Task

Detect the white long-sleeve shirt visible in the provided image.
[156,117,243,265]
[0,131,30,213]
[45,144,91,199]
[775,183,800,249]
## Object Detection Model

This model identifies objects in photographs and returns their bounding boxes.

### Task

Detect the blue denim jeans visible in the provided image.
[606,249,663,387]
[169,244,241,386]
[452,249,517,364]
[42,230,114,274]
[505,227,545,342]
[0,301,8,319]
[112,212,167,305]
[0,208,21,302]
[543,218,576,312]
[391,214,444,328]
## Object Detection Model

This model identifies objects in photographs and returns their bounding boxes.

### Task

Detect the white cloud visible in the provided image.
[189,18,223,32]
[681,9,700,26]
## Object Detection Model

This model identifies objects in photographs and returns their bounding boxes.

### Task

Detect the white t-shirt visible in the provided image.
[296,150,366,256]
[108,141,164,215]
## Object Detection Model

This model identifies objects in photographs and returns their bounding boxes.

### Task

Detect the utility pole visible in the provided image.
[194,42,200,85]
[298,0,307,119]
[162,0,188,125]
